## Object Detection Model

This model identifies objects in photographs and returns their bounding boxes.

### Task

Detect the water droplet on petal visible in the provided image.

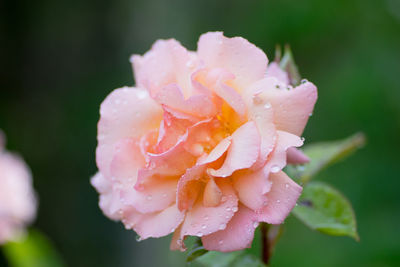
[253,222,259,228]
[219,223,226,230]
[218,240,224,245]
[232,206,238,212]
[271,165,280,173]
[202,224,207,229]
[264,102,271,109]
[301,79,308,84]
[226,207,231,212]
[285,183,289,189]
[276,199,281,204]
[146,195,152,201]
[197,232,203,237]
[136,235,142,242]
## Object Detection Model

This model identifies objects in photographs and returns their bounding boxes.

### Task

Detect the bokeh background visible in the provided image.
[1,0,400,266]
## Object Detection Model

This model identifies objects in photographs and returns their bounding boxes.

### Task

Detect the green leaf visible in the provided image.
[286,132,366,184]
[293,182,359,240]
[279,44,301,86]
[2,229,65,267]
[190,250,266,267]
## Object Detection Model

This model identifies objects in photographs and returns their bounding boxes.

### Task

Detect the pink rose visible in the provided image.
[92,32,317,252]
[0,131,37,243]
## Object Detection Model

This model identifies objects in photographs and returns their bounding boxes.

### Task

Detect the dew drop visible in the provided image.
[218,240,224,245]
[146,195,152,201]
[253,222,259,228]
[197,232,203,237]
[285,183,289,189]
[226,207,231,212]
[301,137,305,142]
[276,199,281,204]
[202,224,207,229]
[204,215,209,221]
[232,206,238,212]
[264,102,271,109]
[219,223,226,230]
[301,79,308,84]
[270,165,280,173]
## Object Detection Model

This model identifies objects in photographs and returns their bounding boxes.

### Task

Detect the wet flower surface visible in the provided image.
[92,32,317,252]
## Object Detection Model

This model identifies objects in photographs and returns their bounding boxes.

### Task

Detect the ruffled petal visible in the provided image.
[96,87,162,177]
[91,173,122,220]
[202,204,257,252]
[256,171,302,224]
[180,180,238,238]
[133,204,185,239]
[131,39,198,97]
[209,121,260,177]
[232,168,271,211]
[154,83,217,118]
[198,32,268,90]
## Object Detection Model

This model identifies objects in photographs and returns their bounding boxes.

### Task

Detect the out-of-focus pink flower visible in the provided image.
[92,32,317,252]
[0,131,37,244]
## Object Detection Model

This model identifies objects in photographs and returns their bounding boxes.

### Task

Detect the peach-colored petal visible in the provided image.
[256,171,302,224]
[170,224,185,251]
[131,39,197,97]
[177,164,207,211]
[202,204,257,252]
[154,83,217,118]
[180,180,238,238]
[109,138,145,181]
[134,204,185,239]
[265,130,303,174]
[203,178,222,207]
[287,147,310,164]
[266,62,289,85]
[96,87,162,177]
[198,32,268,90]
[247,88,277,170]
[209,121,260,177]
[197,136,231,165]
[232,168,271,211]
[122,178,178,213]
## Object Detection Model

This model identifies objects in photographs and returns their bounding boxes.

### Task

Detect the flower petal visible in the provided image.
[154,83,217,118]
[198,32,268,90]
[232,168,271,211]
[256,171,302,224]
[287,147,310,165]
[131,39,197,97]
[266,62,289,85]
[180,180,238,238]
[202,204,257,252]
[209,121,260,177]
[134,204,185,239]
[96,87,162,177]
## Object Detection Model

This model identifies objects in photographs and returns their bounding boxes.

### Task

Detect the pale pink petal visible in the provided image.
[256,171,302,224]
[198,32,268,89]
[96,87,162,177]
[134,204,185,239]
[246,87,277,170]
[131,39,197,97]
[265,130,303,174]
[154,83,217,118]
[91,173,122,220]
[232,168,271,211]
[264,80,317,136]
[209,121,260,177]
[266,62,289,85]
[121,178,178,213]
[109,138,146,181]
[180,180,238,238]
[287,147,310,164]
[202,204,257,252]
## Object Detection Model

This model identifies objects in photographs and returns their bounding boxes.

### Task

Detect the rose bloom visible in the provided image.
[0,131,37,244]
[92,32,317,252]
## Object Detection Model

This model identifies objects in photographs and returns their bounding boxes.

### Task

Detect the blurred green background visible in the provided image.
[1,0,399,266]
